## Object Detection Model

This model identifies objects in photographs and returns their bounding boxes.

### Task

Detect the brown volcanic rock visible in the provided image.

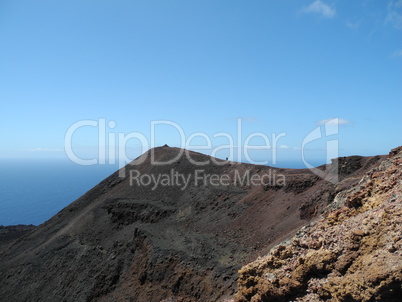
[0,146,384,302]
[235,146,402,302]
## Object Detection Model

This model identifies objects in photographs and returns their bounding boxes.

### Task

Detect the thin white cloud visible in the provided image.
[27,148,63,152]
[386,12,402,29]
[302,0,336,18]
[279,145,289,149]
[392,49,402,57]
[346,20,361,29]
[227,117,258,123]
[239,116,257,122]
[385,0,402,30]
[317,118,351,126]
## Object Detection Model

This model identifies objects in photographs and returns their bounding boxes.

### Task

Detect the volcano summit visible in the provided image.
[0,146,391,301]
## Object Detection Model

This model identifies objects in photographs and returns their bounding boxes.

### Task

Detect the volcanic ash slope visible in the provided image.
[236,146,402,302]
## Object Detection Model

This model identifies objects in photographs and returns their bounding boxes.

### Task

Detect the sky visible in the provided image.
[0,0,401,167]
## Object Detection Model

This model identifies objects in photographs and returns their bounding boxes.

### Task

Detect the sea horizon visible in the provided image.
[0,157,325,226]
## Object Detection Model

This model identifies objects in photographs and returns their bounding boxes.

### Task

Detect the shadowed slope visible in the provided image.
[235,147,402,302]
[0,146,385,301]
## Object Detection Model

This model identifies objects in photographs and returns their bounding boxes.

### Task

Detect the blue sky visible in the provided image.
[0,0,401,166]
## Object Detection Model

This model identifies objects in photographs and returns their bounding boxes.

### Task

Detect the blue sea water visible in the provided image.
[0,159,119,226]
[0,158,323,226]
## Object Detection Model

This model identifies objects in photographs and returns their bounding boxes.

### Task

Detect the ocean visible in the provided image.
[0,159,119,226]
[0,158,322,226]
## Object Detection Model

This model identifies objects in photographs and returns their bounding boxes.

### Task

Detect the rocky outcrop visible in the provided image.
[0,224,35,247]
[0,146,386,301]
[235,146,402,302]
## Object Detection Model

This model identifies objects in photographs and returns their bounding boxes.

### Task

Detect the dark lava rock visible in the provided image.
[0,147,385,302]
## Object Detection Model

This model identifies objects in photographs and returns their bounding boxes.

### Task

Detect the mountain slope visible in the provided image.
[235,146,402,302]
[0,146,385,301]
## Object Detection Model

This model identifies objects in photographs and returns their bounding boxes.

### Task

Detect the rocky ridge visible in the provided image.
[235,146,402,302]
[0,146,387,301]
